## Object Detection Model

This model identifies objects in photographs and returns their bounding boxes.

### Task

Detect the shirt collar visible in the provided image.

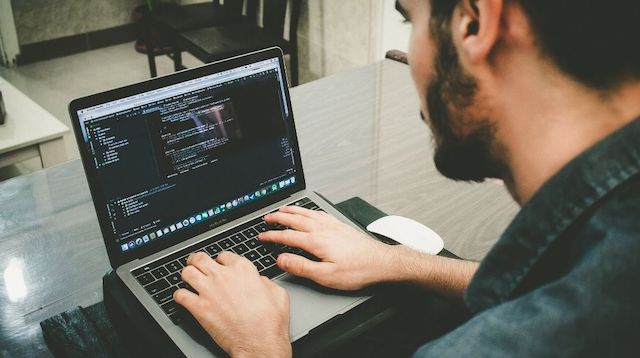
[464,117,640,313]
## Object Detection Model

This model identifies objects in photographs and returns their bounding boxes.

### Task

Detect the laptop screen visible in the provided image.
[72,50,304,263]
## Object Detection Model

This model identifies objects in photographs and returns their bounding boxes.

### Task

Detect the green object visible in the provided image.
[146,0,153,12]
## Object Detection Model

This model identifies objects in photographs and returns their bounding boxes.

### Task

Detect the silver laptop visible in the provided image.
[69,47,369,356]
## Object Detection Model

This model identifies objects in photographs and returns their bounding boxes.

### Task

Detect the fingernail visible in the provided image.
[279,255,288,268]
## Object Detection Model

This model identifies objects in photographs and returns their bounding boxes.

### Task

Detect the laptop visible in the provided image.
[69,47,370,356]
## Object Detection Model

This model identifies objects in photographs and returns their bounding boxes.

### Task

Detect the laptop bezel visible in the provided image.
[69,47,307,269]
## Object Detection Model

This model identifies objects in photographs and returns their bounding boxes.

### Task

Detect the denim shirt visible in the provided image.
[415,117,640,357]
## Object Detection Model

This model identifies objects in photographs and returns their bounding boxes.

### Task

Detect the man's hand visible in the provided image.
[261,205,479,298]
[174,251,292,358]
[259,205,394,290]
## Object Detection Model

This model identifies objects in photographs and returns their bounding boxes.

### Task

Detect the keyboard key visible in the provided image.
[292,198,311,206]
[161,300,180,316]
[256,246,269,256]
[178,256,188,267]
[169,312,184,325]
[168,309,195,326]
[259,255,276,268]
[132,265,153,277]
[165,261,182,273]
[231,243,249,255]
[267,223,286,231]
[253,261,264,271]
[244,250,260,262]
[153,287,176,305]
[246,239,260,249]
[261,265,284,279]
[219,238,234,249]
[151,266,169,280]
[145,279,169,295]
[283,246,302,254]
[242,227,259,238]
[261,242,281,254]
[167,272,182,285]
[176,281,197,293]
[230,233,245,244]
[302,202,319,210]
[254,223,268,232]
[206,243,222,256]
[136,273,154,286]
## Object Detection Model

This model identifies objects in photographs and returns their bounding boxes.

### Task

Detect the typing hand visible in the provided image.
[259,205,392,291]
[174,252,292,358]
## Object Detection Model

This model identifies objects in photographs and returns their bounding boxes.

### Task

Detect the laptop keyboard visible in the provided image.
[131,197,323,325]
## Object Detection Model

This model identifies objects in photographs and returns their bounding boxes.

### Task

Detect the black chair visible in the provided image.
[144,0,245,77]
[175,0,301,86]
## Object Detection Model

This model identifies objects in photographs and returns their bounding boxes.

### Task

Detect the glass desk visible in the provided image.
[0,60,518,356]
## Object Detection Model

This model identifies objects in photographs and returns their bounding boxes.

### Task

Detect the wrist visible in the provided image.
[230,335,291,358]
[376,244,435,284]
[371,244,411,284]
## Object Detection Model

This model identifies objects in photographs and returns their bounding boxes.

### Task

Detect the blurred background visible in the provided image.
[0,0,410,180]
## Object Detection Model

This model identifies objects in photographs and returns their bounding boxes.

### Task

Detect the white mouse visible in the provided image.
[366,215,444,255]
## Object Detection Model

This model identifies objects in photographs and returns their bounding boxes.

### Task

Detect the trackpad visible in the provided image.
[275,275,369,341]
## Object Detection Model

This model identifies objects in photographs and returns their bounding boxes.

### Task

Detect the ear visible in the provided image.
[455,0,503,64]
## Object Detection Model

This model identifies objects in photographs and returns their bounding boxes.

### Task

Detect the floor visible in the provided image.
[0,42,205,181]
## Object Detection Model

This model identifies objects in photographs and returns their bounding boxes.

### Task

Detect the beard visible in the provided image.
[424,27,507,182]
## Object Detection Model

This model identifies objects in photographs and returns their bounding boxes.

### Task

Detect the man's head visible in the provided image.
[397,0,640,185]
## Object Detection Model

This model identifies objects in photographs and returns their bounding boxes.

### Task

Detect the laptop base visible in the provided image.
[105,268,390,357]
[42,197,466,357]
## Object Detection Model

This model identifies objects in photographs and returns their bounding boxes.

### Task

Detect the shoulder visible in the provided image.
[413,175,640,358]
[575,173,640,257]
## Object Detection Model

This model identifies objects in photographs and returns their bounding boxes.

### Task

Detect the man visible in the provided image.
[173,0,640,356]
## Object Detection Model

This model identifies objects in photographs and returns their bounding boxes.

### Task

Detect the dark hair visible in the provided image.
[431,0,640,90]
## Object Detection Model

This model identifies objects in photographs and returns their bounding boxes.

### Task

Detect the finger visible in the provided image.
[258,229,316,252]
[277,253,328,282]
[264,211,316,232]
[260,275,273,285]
[180,265,210,294]
[215,251,243,266]
[278,205,323,218]
[173,287,200,310]
[187,251,219,276]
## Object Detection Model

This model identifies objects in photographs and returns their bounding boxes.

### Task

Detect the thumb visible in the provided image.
[278,253,326,282]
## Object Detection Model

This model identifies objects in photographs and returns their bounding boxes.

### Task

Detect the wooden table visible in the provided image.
[0,76,68,169]
[0,60,518,356]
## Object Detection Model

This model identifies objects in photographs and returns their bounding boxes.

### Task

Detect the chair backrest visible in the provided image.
[385,50,408,65]
[245,0,301,42]
[221,0,245,17]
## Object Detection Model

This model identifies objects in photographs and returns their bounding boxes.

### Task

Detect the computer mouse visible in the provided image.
[366,215,444,255]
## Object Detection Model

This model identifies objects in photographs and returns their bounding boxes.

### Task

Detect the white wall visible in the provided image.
[379,0,411,59]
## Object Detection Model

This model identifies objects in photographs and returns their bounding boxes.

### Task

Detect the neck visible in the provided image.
[494,67,640,205]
